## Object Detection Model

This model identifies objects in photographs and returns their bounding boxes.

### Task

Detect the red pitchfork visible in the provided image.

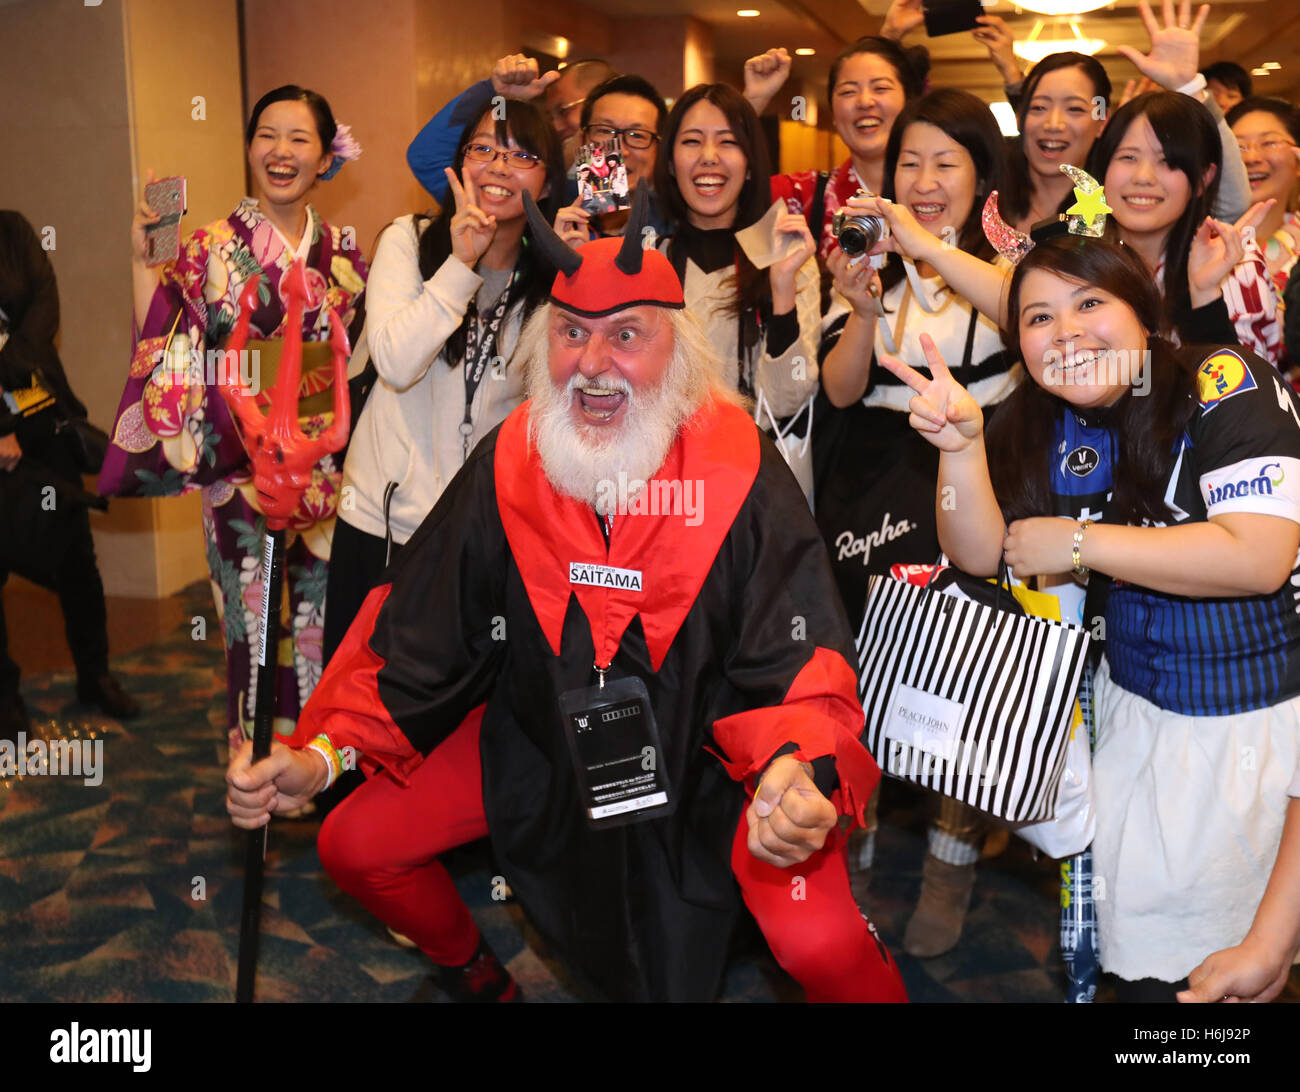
[218,259,351,1003]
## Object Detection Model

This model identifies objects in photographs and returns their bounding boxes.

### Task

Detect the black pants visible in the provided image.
[322,516,402,668]
[0,409,109,696]
[1113,976,1191,1003]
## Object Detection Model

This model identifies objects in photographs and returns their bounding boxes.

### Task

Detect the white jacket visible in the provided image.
[343,215,527,545]
[675,253,822,496]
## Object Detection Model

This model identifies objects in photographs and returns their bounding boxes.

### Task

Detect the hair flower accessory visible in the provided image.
[321,124,362,181]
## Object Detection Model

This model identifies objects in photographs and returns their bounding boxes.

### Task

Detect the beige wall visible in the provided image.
[0,0,221,598]
[607,16,714,106]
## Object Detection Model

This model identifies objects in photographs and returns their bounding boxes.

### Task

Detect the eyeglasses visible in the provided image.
[547,97,587,123]
[1236,138,1297,156]
[583,124,660,150]
[462,143,543,170]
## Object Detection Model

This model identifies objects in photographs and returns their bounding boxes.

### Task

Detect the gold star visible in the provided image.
[1066,185,1112,226]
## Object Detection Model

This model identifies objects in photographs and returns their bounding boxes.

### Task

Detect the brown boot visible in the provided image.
[903,852,976,958]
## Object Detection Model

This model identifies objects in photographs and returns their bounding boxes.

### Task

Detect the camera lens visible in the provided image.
[839,225,868,256]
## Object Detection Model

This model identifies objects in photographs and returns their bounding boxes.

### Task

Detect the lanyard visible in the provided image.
[460,272,516,461]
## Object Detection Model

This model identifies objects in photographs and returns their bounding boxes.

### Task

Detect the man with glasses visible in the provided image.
[408,56,669,242]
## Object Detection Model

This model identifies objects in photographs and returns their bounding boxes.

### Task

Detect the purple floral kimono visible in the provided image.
[99,199,367,751]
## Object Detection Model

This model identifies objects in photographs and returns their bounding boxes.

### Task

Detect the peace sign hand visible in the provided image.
[444,166,497,268]
[878,333,984,453]
[1116,0,1210,92]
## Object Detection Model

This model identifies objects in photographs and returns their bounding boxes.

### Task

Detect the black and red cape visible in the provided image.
[300,397,879,1000]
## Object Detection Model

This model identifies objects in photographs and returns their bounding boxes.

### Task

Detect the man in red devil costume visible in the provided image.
[227,183,906,1003]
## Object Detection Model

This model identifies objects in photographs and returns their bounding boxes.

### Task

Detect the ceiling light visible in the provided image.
[1251,67,1269,76]
[1014,19,1107,65]
[795,48,816,56]
[1013,0,1113,13]
[737,9,760,15]
[1263,61,1282,70]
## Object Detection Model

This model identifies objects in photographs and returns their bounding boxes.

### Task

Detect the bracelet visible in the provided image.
[1072,519,1093,577]
[305,733,344,791]
[1175,72,1208,98]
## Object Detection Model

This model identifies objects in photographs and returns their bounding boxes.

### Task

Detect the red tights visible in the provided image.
[317,710,907,1002]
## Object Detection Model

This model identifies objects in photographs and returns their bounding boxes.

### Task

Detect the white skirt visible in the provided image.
[1091,660,1300,982]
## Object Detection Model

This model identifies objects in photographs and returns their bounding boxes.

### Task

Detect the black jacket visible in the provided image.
[0,210,86,436]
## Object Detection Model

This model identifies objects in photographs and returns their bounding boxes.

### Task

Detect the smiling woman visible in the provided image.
[654,83,822,496]
[882,233,1300,1000]
[101,84,367,753]
[326,98,564,671]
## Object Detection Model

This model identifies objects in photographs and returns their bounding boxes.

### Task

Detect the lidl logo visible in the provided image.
[1197,350,1256,410]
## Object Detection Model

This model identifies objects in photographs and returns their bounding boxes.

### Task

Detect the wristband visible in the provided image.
[1072,519,1093,577]
[305,733,344,790]
[1175,72,1207,98]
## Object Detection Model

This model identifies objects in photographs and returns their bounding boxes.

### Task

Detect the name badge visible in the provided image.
[558,676,674,829]
[569,562,643,592]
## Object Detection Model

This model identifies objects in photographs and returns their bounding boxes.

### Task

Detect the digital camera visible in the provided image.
[831,190,889,257]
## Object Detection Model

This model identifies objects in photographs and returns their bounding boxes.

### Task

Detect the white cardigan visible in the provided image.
[674,252,822,496]
[343,215,526,545]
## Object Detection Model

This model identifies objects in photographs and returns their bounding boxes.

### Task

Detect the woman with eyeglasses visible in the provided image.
[324,99,564,666]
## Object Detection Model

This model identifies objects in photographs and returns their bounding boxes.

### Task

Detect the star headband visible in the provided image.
[982,164,1112,265]
[523,180,685,317]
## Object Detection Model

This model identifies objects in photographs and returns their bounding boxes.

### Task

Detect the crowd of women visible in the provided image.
[58,0,1300,1001]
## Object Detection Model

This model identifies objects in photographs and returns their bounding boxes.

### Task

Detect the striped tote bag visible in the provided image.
[855,568,1090,823]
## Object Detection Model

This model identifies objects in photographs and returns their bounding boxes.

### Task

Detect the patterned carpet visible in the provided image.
[1,579,1296,1003]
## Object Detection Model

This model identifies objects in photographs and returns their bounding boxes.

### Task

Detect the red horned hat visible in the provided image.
[523,180,684,318]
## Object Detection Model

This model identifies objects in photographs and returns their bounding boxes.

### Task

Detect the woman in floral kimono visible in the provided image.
[101,85,367,752]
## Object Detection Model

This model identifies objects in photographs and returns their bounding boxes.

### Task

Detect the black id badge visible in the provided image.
[559,676,675,829]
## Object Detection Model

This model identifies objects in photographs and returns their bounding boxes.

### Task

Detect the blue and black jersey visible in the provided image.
[1049,348,1300,717]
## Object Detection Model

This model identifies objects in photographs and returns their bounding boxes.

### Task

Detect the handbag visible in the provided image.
[55,413,109,475]
[855,560,1091,823]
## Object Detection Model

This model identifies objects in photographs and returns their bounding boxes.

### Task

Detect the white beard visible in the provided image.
[529,366,694,516]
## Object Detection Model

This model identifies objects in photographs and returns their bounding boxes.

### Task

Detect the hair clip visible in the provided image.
[1060,164,1110,237]
[981,191,1035,266]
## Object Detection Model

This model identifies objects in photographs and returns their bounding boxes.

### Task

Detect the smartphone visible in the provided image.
[923,0,983,37]
[575,138,631,216]
[143,175,188,266]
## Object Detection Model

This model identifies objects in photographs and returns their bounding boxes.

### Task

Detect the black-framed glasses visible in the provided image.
[462,143,543,169]
[583,124,660,150]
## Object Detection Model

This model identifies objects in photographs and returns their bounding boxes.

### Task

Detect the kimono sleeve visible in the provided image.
[98,228,255,497]
[708,439,880,822]
[1191,349,1300,524]
[294,431,510,781]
